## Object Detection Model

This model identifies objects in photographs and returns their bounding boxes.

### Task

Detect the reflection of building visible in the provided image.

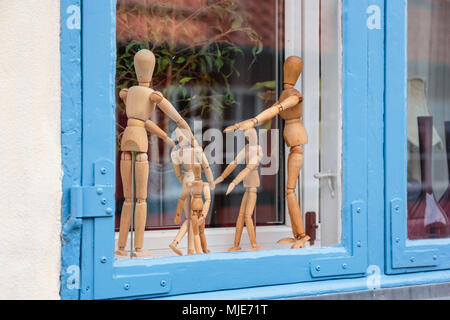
[117,0,283,48]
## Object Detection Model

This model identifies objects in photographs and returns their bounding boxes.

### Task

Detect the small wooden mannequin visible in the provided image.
[115,49,194,257]
[224,56,310,249]
[215,128,263,252]
[169,128,214,255]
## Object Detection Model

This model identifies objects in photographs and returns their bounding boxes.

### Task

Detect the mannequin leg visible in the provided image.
[245,188,260,251]
[199,220,210,253]
[132,153,151,257]
[187,214,195,255]
[191,211,203,254]
[169,197,190,256]
[281,146,310,249]
[169,220,187,256]
[228,191,248,252]
[116,152,132,256]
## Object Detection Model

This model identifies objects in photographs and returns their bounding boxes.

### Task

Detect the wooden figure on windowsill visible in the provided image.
[224,56,310,249]
[115,49,195,258]
[214,128,263,252]
[169,128,215,255]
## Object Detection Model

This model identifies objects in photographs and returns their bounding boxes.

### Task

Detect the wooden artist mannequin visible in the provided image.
[224,56,310,249]
[115,49,194,257]
[215,128,263,252]
[169,128,214,255]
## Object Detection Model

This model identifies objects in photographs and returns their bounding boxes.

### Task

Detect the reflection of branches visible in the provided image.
[116,0,263,121]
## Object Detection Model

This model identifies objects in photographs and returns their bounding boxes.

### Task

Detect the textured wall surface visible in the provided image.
[0,1,61,299]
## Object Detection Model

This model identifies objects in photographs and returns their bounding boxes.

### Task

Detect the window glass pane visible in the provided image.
[114,0,342,258]
[407,0,450,239]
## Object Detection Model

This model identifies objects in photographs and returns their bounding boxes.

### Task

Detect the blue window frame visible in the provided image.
[61,0,381,300]
[385,0,450,274]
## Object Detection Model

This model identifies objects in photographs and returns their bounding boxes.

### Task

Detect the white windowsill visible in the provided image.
[115,225,318,259]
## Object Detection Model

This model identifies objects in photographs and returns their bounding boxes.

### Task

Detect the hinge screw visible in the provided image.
[395,206,400,212]
[342,263,347,270]
[357,241,362,247]
[101,198,107,205]
[433,255,438,261]
[395,238,400,243]
[100,256,107,264]
[357,208,361,213]
[101,168,107,175]
[315,265,321,272]
[106,207,113,215]
[160,280,167,287]
[124,283,130,290]
[96,188,104,195]
[410,257,415,263]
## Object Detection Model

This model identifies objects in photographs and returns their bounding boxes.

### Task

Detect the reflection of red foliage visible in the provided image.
[117,0,282,48]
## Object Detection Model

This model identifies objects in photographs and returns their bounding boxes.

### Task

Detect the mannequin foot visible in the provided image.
[187,249,195,255]
[131,249,151,258]
[277,237,295,244]
[115,249,128,257]
[202,248,211,254]
[291,236,310,249]
[248,246,261,251]
[169,242,183,256]
[228,246,242,252]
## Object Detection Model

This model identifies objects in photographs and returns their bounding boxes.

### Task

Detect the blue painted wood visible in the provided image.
[74,0,373,299]
[366,0,386,275]
[60,0,82,300]
[385,0,450,273]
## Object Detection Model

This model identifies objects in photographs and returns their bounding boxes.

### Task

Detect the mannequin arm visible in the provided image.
[119,88,128,103]
[201,153,215,190]
[224,95,301,133]
[226,146,262,195]
[172,162,183,184]
[215,147,246,185]
[150,91,193,138]
[145,120,176,147]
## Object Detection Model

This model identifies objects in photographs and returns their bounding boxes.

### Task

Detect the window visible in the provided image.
[407,0,450,240]
[114,0,342,258]
[72,0,370,299]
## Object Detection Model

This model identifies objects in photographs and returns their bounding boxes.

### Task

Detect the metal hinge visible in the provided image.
[71,159,114,219]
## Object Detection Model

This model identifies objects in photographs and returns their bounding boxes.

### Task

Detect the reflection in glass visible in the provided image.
[115,0,284,245]
[407,0,450,239]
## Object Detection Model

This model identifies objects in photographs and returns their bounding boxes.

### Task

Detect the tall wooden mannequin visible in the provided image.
[170,128,214,255]
[215,128,262,252]
[224,56,310,249]
[115,49,194,257]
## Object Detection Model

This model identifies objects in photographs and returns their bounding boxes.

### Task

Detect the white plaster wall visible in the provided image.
[0,1,61,299]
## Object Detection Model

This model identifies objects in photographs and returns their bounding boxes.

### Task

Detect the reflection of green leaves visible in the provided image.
[180,77,193,84]
[251,80,276,91]
[116,0,264,121]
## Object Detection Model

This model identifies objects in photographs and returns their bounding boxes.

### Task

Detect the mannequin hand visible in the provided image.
[226,182,236,195]
[214,176,224,185]
[209,181,216,191]
[174,214,181,225]
[166,137,176,147]
[224,119,256,133]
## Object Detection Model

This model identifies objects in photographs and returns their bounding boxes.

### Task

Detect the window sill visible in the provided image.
[115,225,318,258]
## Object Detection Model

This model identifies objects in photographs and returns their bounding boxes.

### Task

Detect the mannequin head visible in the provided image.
[283,56,303,89]
[134,49,156,87]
